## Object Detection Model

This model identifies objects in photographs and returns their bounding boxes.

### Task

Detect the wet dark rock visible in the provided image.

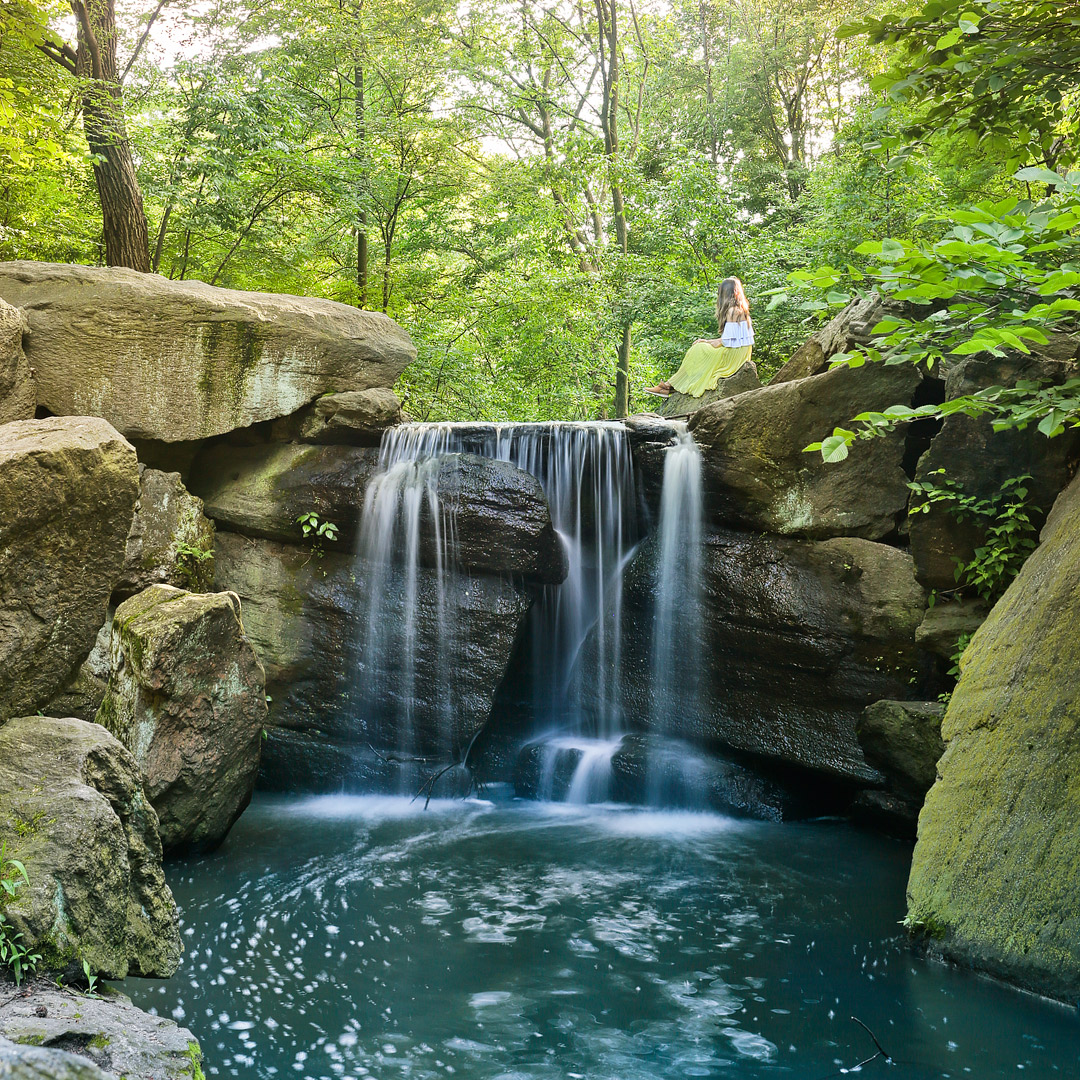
[0,987,202,1080]
[192,443,566,583]
[96,585,267,854]
[611,528,926,787]
[213,531,532,775]
[689,361,923,540]
[0,417,138,721]
[0,716,180,980]
[909,353,1080,590]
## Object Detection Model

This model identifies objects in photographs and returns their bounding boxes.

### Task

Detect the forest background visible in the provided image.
[1,0,1075,422]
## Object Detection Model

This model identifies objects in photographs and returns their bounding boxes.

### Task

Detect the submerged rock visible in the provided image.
[0,417,138,721]
[114,467,215,600]
[613,528,927,787]
[689,362,922,540]
[0,988,202,1080]
[0,261,415,442]
[0,716,180,980]
[193,442,566,582]
[906,470,1080,1003]
[213,531,532,778]
[96,585,266,854]
[0,297,34,423]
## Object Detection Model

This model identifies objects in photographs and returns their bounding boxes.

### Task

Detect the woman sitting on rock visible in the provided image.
[645,276,754,398]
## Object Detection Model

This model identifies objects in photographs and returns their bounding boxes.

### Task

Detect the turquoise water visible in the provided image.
[128,794,1079,1078]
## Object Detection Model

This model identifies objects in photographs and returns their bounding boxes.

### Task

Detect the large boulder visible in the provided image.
[270,387,404,445]
[613,529,927,785]
[0,716,180,980]
[651,360,760,418]
[906,471,1080,1002]
[909,353,1080,590]
[96,585,266,854]
[0,298,34,423]
[212,531,532,782]
[0,417,139,721]
[689,361,922,540]
[770,294,885,384]
[192,443,566,582]
[114,467,215,600]
[0,990,202,1080]
[0,261,416,442]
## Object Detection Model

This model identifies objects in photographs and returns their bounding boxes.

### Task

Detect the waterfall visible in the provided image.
[354,422,636,791]
[353,419,706,805]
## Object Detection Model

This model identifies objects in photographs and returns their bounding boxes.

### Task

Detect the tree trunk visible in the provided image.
[355,58,369,307]
[75,0,151,272]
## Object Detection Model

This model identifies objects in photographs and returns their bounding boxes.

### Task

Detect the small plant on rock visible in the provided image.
[0,843,40,986]
[296,512,340,574]
[908,471,1039,601]
[174,540,214,590]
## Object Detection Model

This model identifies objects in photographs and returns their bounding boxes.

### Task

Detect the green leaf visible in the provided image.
[820,435,850,463]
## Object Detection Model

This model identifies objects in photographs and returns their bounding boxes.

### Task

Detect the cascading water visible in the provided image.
[645,425,707,806]
[353,419,705,805]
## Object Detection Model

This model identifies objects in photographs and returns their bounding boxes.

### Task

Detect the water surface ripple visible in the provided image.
[128,795,1078,1079]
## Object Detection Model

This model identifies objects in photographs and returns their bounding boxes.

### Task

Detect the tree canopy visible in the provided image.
[1,0,1071,419]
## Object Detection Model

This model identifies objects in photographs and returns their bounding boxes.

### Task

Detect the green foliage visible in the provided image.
[174,540,214,591]
[909,471,1040,600]
[856,0,1080,172]
[0,842,40,986]
[296,512,339,543]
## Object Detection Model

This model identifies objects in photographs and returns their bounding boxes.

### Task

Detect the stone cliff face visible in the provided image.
[906,471,1080,1003]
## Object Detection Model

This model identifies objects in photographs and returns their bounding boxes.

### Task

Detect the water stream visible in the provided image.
[128,794,1079,1079]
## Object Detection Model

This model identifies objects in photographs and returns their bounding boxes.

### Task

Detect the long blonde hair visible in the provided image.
[716,277,751,326]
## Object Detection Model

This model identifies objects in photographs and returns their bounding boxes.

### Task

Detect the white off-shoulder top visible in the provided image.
[720,319,754,348]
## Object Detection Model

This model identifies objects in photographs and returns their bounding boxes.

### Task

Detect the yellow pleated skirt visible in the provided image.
[668,342,753,397]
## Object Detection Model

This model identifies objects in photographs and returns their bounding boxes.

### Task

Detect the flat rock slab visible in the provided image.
[270,387,404,445]
[0,1035,115,1079]
[0,261,416,442]
[0,987,202,1080]
[907,470,1080,1003]
[97,585,266,854]
[689,361,922,540]
[0,716,180,980]
[0,417,138,721]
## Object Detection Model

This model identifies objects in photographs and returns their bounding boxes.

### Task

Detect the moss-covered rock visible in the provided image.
[114,468,216,600]
[0,716,180,980]
[0,298,34,423]
[688,361,922,540]
[856,699,944,803]
[0,417,138,722]
[0,262,416,442]
[0,987,202,1080]
[906,470,1080,1001]
[96,585,266,854]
